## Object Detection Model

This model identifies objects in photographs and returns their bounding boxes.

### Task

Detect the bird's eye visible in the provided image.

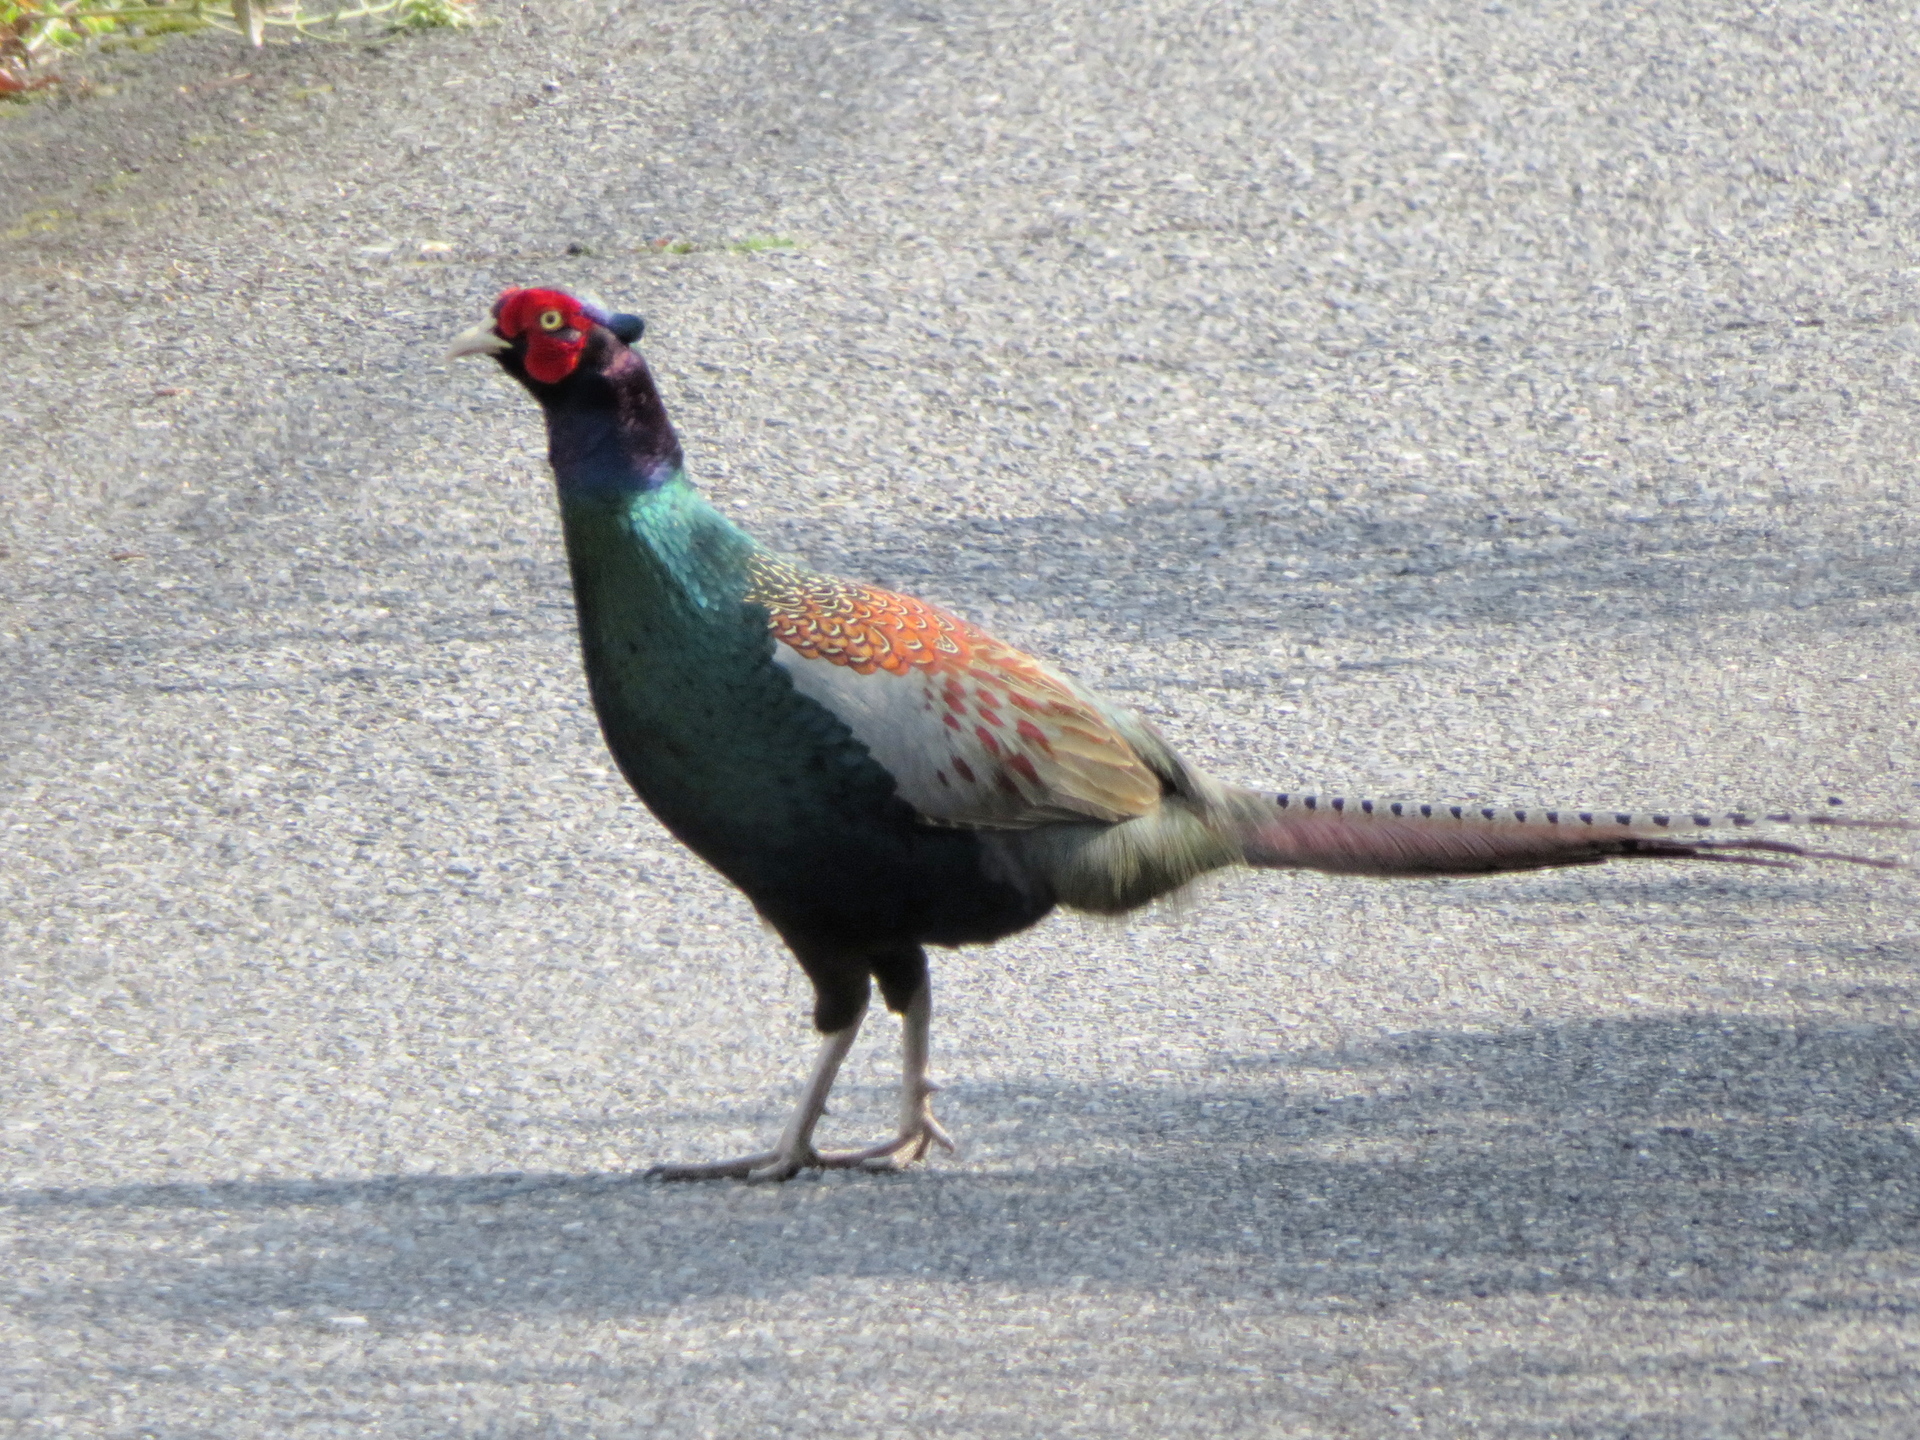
[539,309,566,333]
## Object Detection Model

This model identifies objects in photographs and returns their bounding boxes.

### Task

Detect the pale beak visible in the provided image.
[446,317,510,361]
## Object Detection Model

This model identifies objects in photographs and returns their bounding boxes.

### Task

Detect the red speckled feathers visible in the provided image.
[745,554,1162,829]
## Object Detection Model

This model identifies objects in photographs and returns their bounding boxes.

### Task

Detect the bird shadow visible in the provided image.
[763,493,1920,642]
[7,1005,1917,1335]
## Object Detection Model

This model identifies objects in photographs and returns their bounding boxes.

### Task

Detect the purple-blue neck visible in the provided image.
[531,339,685,498]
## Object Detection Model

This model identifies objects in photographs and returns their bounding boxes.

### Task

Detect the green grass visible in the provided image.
[1,0,477,97]
[730,234,796,254]
[0,204,73,238]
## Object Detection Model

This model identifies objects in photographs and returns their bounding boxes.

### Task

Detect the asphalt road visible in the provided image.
[4,1,1920,1434]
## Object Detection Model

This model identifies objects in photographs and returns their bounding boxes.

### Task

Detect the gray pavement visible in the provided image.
[4,1,1919,1434]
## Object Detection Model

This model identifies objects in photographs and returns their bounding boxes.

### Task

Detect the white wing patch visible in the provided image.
[771,643,1159,830]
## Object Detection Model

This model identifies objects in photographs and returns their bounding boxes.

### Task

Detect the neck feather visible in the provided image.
[541,343,685,496]
[560,467,759,618]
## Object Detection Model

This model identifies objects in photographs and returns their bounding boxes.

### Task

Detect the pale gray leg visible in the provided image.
[856,980,955,1169]
[748,1011,868,1181]
[646,983,957,1182]
[647,1004,867,1182]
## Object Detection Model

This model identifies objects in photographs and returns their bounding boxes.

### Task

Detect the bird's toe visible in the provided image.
[922,1114,956,1154]
[646,1150,782,1182]
[746,1150,814,1183]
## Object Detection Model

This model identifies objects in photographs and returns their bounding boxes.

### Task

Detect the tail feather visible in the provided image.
[1234,791,1914,879]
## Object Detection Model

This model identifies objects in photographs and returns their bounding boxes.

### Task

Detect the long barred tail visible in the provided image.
[1235,791,1915,878]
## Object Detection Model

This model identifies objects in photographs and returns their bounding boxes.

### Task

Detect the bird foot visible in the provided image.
[645,1098,956,1183]
[854,1113,956,1172]
[854,1085,957,1173]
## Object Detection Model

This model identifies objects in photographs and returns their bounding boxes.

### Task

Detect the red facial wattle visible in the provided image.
[494,287,590,384]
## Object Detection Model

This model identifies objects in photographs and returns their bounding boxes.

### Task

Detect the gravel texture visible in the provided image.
[4,1,1920,1435]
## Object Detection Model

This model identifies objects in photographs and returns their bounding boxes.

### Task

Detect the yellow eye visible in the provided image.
[538,309,566,332]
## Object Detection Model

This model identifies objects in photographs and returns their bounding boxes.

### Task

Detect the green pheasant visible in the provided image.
[450,287,1910,1181]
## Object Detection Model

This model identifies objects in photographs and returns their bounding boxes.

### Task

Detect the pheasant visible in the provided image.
[449,286,1910,1182]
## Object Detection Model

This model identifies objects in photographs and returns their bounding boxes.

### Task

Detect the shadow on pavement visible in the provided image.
[812,498,1920,639]
[8,1007,1916,1330]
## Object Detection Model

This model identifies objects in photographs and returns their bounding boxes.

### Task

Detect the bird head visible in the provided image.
[450,286,683,489]
[447,287,646,387]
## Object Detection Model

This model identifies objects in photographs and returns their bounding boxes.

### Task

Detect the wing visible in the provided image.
[745,552,1163,829]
